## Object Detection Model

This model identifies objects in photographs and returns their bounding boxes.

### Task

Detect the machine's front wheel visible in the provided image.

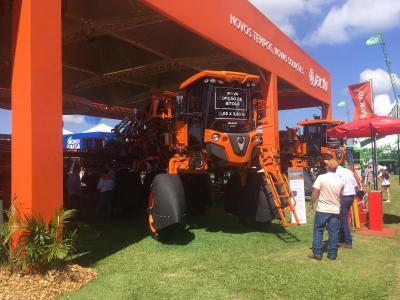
[180,173,213,215]
[147,174,186,240]
[148,191,158,240]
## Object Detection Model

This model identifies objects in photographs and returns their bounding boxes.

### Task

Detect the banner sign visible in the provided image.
[215,87,247,120]
[62,132,114,151]
[288,168,307,224]
[348,80,374,120]
[66,135,81,150]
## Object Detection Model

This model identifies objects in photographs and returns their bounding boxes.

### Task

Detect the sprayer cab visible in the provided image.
[178,70,262,165]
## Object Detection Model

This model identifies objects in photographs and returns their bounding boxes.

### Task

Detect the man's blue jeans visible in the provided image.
[312,211,340,259]
[340,195,354,246]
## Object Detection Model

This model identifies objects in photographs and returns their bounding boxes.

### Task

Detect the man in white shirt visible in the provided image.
[308,159,344,261]
[336,164,358,248]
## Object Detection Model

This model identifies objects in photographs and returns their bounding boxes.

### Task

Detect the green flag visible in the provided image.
[365,33,382,46]
[337,100,347,107]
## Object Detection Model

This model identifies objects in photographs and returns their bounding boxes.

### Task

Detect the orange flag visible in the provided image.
[348,80,374,120]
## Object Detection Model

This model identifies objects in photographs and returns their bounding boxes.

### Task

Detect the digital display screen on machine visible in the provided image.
[214,87,248,120]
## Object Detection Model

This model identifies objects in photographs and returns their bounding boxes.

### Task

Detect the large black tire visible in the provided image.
[180,173,213,215]
[148,174,186,237]
[143,169,165,200]
[224,173,242,215]
[224,171,276,223]
[239,172,276,223]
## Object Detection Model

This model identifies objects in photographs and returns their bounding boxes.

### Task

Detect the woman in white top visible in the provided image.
[379,167,391,203]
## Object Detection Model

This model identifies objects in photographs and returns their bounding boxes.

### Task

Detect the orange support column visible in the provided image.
[11,0,62,222]
[261,72,279,150]
[322,103,332,120]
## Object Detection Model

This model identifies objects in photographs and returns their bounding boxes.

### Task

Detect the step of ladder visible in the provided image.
[258,146,300,227]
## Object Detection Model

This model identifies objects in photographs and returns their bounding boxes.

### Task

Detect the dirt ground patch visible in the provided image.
[0,264,96,300]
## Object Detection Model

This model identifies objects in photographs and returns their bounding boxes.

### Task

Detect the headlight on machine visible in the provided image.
[252,135,261,143]
[211,133,220,142]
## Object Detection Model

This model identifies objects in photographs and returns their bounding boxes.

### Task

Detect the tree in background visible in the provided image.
[360,143,399,174]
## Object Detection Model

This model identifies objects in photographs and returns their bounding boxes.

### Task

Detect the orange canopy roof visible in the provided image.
[297,119,344,126]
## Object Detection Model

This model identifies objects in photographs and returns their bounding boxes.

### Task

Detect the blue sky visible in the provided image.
[251,0,400,127]
[1,0,399,133]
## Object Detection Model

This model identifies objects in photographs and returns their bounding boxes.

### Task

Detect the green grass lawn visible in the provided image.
[60,177,400,299]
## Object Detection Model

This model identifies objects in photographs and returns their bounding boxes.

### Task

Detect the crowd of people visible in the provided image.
[362,163,391,202]
[64,154,392,256]
[308,158,391,261]
[64,158,151,222]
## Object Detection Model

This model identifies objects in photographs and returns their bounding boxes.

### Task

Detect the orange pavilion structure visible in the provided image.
[0,0,331,221]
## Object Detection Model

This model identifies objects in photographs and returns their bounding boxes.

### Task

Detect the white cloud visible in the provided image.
[249,0,332,38]
[373,94,394,116]
[63,115,85,124]
[359,68,400,95]
[304,0,400,45]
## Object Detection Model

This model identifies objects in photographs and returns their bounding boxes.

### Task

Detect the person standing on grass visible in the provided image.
[363,163,369,185]
[67,164,82,212]
[336,163,358,249]
[96,168,115,221]
[308,159,344,261]
[379,167,391,203]
[367,165,374,187]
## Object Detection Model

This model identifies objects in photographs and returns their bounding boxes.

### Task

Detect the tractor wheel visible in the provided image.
[180,173,213,215]
[147,173,186,239]
[148,190,158,240]
[238,171,276,224]
[224,173,242,215]
[143,169,165,202]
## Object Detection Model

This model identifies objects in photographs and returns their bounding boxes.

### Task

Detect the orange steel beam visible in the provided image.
[262,72,279,150]
[322,103,332,119]
[62,13,168,45]
[12,0,62,222]
[67,54,237,93]
[141,0,331,107]
[1,89,132,119]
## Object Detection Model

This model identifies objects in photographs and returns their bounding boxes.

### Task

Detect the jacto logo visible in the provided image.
[309,68,315,85]
[308,68,328,92]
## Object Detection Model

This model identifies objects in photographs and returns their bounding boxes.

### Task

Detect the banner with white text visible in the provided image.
[348,80,374,120]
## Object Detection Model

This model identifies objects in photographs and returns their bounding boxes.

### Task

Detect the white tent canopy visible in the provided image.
[360,135,399,149]
[62,128,73,135]
[83,123,113,133]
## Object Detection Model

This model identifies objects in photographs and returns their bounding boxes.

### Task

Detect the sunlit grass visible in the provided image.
[60,176,400,299]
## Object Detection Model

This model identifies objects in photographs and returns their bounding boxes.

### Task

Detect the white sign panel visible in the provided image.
[288,169,307,224]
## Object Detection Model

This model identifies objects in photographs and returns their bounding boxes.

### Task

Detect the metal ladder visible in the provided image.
[258,146,300,227]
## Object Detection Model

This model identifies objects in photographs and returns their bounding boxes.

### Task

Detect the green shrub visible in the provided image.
[0,201,78,273]
[0,200,20,266]
[0,222,9,264]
